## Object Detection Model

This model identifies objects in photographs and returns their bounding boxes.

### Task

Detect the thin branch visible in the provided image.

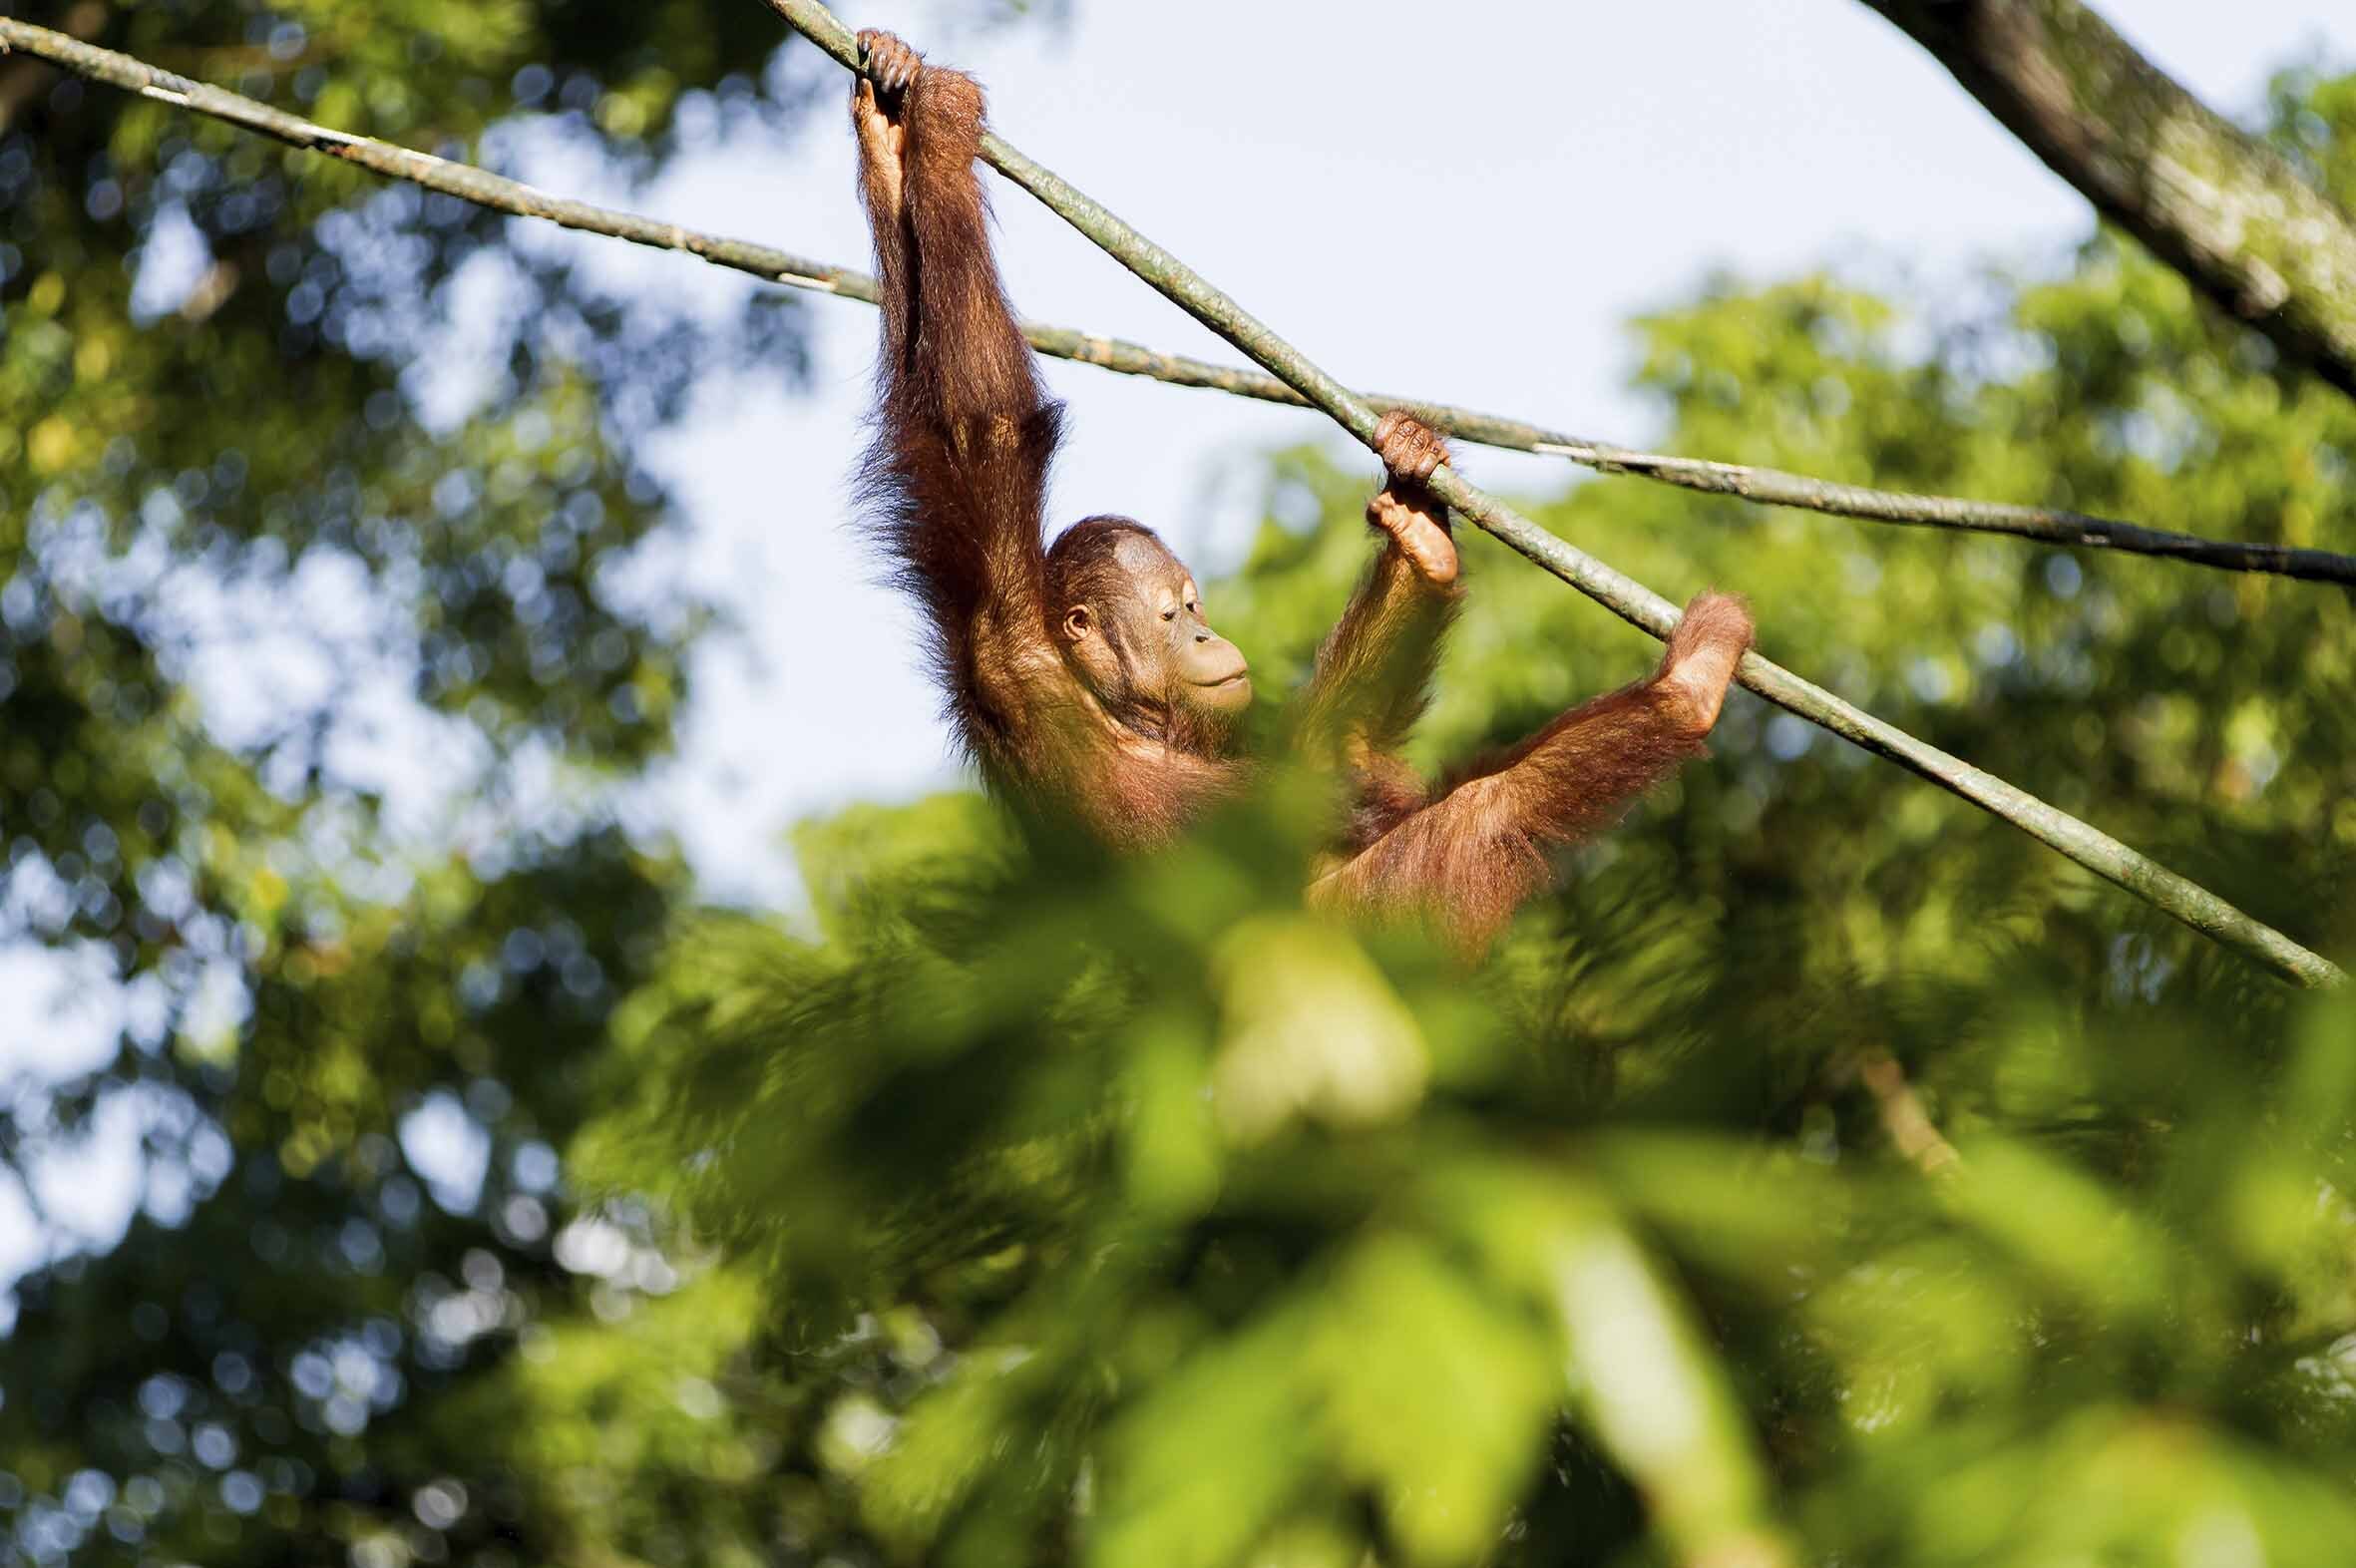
[3,14,2342,985]
[1850,1049,1963,1178]
[7,18,2351,589]
[0,18,863,294]
[1861,0,2356,402]
[761,0,2343,990]
[1022,329,2356,586]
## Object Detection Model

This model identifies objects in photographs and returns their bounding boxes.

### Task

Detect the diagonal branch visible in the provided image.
[999,329,2356,584]
[1860,0,2356,401]
[3,14,2342,984]
[759,0,2343,990]
[6,17,2351,588]
[0,17,857,294]
[1848,1049,1963,1178]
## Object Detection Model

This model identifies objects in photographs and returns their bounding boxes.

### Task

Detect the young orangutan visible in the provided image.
[850,31,1754,947]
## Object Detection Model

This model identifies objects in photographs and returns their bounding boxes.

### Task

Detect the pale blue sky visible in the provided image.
[0,0,2346,1287]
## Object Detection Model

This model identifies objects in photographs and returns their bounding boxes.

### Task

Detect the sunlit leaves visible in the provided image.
[555,63,2356,1568]
[10,16,2356,1568]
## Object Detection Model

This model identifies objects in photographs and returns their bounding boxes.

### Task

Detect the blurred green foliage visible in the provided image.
[5,6,2356,1566]
[0,0,830,1561]
[576,60,2356,1568]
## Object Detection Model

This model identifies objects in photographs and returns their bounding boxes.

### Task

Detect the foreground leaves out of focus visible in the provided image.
[6,11,2356,1566]
[584,776,2356,1566]
[564,59,2356,1568]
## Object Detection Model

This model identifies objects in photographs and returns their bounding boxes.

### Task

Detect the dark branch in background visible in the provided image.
[7,17,2350,588]
[3,15,2343,988]
[758,0,2343,990]
[1863,0,2356,401]
[0,1,103,130]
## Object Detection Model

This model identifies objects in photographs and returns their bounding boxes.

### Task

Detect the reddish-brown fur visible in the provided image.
[850,36,1755,946]
[851,40,1239,849]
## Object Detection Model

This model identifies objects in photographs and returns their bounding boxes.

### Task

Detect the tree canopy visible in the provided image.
[4,4,2356,1566]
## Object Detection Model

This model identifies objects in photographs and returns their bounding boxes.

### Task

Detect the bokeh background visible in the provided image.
[4,1,2356,1563]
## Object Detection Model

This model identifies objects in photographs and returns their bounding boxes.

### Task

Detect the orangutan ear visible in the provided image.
[1061,605,1093,643]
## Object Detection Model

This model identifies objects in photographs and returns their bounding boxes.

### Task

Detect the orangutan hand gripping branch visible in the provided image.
[849,31,1754,948]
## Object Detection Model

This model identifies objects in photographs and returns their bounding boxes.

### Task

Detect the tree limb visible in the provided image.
[1849,1049,1963,1178]
[1861,0,2356,401]
[6,17,2350,588]
[1017,324,2356,584]
[3,13,2342,984]
[760,0,2343,989]
[0,17,856,291]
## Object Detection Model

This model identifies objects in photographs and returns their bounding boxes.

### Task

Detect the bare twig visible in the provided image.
[0,17,860,291]
[3,13,2342,984]
[1022,329,2356,585]
[761,0,2343,989]
[5,17,2350,588]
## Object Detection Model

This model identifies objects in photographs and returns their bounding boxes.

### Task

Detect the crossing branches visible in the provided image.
[3,12,2343,986]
